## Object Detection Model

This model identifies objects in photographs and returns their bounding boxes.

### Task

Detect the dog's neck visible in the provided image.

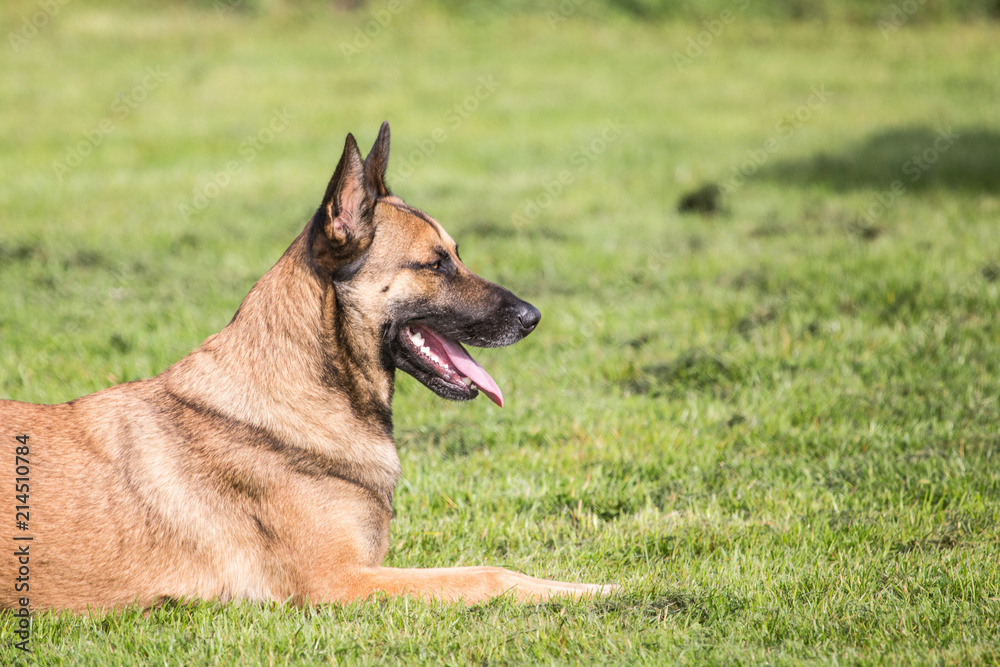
[162,228,397,459]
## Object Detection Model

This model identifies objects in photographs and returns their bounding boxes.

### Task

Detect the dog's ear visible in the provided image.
[311,133,376,277]
[364,121,391,198]
[319,133,374,248]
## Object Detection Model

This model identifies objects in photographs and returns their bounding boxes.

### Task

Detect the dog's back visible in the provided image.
[1,369,397,611]
[0,386,198,609]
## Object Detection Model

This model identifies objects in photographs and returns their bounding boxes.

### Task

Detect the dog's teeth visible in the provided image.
[412,338,451,371]
[462,377,472,387]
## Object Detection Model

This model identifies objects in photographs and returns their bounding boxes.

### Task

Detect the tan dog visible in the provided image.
[1,123,613,612]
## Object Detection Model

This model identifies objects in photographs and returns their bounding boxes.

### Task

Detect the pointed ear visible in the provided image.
[318,132,374,250]
[363,121,391,198]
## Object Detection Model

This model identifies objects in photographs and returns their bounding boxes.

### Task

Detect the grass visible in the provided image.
[2,1,1000,664]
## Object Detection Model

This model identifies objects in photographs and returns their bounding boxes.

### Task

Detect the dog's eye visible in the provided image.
[431,259,442,271]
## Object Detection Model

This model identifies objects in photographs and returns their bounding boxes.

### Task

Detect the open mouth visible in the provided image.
[398,322,504,407]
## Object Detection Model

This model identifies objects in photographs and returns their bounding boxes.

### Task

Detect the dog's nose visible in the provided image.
[518,303,541,335]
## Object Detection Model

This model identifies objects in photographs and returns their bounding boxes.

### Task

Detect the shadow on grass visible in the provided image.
[620,350,740,399]
[756,125,1000,193]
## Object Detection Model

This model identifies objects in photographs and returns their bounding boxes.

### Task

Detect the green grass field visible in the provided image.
[2,1,1000,664]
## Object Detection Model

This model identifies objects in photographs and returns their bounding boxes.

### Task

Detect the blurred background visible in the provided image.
[2,1,1000,661]
[3,0,997,400]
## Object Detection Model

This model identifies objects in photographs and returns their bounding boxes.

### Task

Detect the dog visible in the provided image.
[1,123,614,612]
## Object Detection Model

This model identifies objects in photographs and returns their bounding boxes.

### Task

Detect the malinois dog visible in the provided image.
[1,123,613,612]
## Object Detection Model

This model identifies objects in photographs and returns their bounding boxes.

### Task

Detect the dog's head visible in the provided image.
[308,122,540,407]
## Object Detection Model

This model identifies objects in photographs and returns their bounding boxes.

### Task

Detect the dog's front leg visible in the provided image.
[348,566,616,604]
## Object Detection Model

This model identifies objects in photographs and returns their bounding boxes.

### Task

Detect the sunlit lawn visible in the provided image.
[1,3,999,664]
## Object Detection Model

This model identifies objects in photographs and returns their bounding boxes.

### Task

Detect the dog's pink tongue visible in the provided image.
[435,335,504,408]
